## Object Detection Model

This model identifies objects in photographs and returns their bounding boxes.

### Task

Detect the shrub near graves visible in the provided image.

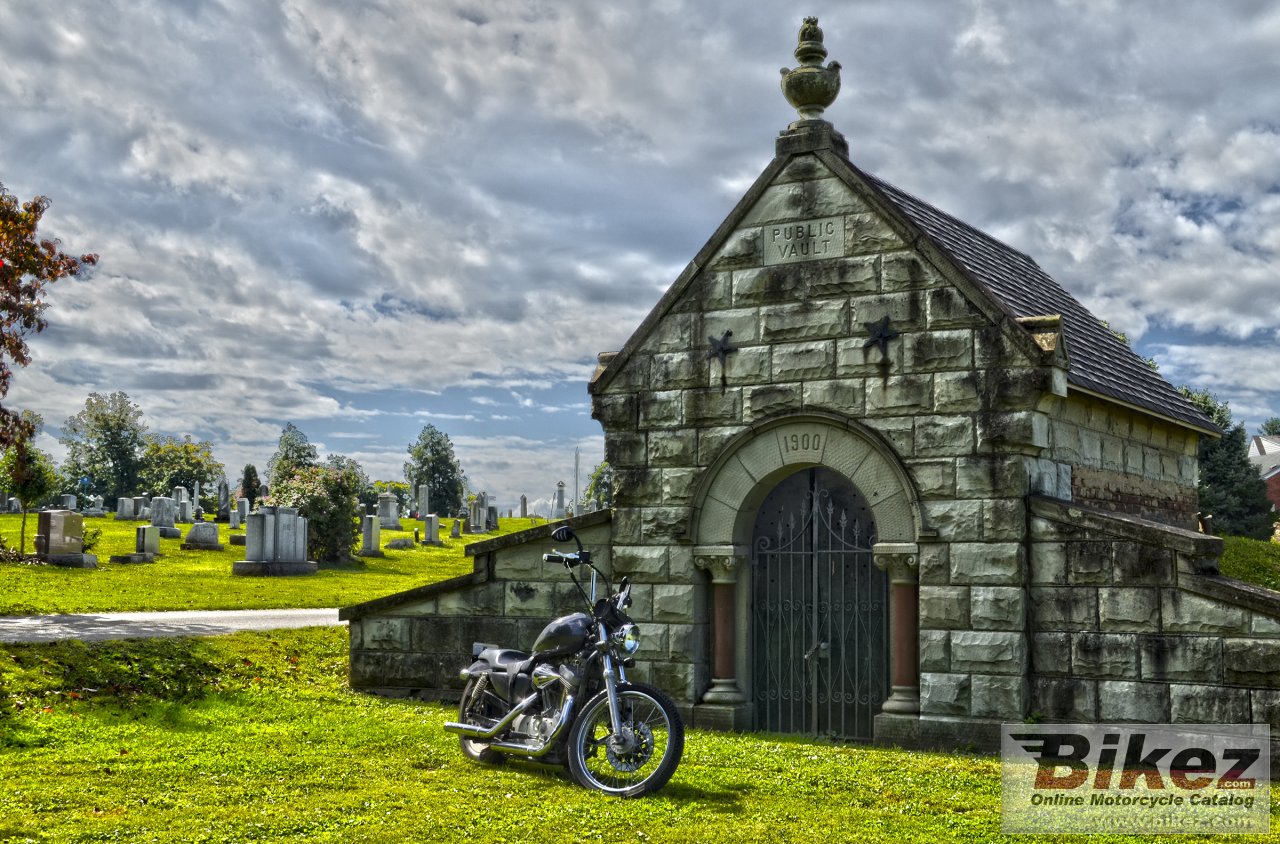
[267,465,361,562]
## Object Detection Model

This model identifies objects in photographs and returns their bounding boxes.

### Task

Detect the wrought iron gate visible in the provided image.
[751,467,888,739]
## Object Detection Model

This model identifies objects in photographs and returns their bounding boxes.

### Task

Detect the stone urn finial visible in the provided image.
[780,16,842,121]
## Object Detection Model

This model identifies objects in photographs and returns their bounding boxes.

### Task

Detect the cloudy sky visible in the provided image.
[2,0,1278,509]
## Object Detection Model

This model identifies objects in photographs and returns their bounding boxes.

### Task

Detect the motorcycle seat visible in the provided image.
[478,647,529,668]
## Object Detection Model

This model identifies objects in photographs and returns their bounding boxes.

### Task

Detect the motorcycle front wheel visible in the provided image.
[566,682,683,797]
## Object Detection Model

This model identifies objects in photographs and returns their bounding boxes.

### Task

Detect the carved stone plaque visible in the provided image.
[762,216,845,266]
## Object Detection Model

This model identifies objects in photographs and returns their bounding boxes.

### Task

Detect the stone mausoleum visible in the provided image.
[343,19,1280,755]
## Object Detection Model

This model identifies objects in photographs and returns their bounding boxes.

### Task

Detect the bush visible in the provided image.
[266,466,361,562]
[1219,534,1280,592]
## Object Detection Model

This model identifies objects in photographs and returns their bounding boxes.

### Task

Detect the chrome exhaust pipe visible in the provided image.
[487,694,576,758]
[443,691,539,739]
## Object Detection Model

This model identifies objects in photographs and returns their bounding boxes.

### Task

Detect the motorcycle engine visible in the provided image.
[512,686,566,741]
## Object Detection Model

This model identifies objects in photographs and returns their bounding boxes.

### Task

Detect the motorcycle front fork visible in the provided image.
[602,652,624,733]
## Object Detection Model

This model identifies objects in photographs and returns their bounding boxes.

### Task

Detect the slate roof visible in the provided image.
[860,171,1219,435]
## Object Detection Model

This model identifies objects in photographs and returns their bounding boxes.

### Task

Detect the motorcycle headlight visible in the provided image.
[614,623,641,655]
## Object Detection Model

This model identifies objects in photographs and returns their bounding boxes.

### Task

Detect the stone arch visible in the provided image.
[689,412,924,724]
[690,412,922,549]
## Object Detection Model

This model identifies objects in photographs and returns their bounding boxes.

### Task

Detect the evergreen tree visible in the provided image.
[1260,418,1280,437]
[240,464,262,509]
[403,424,464,517]
[1180,387,1275,539]
[266,422,317,489]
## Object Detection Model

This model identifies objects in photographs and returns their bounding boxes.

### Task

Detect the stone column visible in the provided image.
[694,547,747,705]
[873,541,920,714]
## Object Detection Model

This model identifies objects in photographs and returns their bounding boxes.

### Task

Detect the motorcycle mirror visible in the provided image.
[551,525,575,543]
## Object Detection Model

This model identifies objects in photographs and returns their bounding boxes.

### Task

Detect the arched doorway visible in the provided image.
[750,466,888,739]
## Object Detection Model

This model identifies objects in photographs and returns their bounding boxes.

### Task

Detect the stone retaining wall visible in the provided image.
[343,513,709,703]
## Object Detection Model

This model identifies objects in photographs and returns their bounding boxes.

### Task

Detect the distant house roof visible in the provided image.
[1250,435,1280,478]
[861,173,1219,436]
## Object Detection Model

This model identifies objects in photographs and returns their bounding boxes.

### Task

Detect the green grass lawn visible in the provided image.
[6,626,1269,844]
[0,514,540,615]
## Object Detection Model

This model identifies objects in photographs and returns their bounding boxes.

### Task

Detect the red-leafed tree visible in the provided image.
[0,182,97,447]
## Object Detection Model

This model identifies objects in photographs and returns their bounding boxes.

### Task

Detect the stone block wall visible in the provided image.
[591,151,1077,713]
[1027,496,1280,733]
[343,514,709,703]
[1038,392,1200,528]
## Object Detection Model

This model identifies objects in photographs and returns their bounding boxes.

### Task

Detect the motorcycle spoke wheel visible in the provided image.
[567,683,683,798]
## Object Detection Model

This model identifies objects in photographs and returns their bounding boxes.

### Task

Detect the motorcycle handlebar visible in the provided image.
[542,551,576,566]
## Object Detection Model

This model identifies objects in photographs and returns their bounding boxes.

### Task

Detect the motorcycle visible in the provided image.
[443,525,684,797]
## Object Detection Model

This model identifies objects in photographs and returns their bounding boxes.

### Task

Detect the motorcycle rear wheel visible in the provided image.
[566,682,683,797]
[458,677,506,765]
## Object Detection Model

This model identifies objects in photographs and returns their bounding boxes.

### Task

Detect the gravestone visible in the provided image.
[217,480,230,521]
[230,505,241,530]
[149,496,181,539]
[519,495,527,518]
[258,483,269,500]
[132,496,147,518]
[486,506,499,532]
[233,506,316,576]
[84,495,105,517]
[182,522,224,551]
[236,497,249,522]
[450,519,461,539]
[177,500,193,524]
[34,510,96,568]
[173,486,188,506]
[468,494,485,533]
[417,483,430,518]
[110,525,159,564]
[7,497,19,513]
[421,514,442,546]
[384,538,415,550]
[115,497,136,520]
[60,494,76,511]
[357,515,383,557]
[192,481,203,520]
[377,492,402,530]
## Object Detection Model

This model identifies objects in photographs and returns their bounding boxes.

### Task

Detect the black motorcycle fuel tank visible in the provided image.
[533,611,592,656]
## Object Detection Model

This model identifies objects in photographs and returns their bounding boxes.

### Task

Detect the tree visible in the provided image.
[0,183,97,448]
[266,422,317,489]
[326,454,375,512]
[1260,418,1280,437]
[268,465,361,562]
[59,391,146,503]
[0,440,60,555]
[403,425,464,516]
[140,434,224,504]
[583,461,613,511]
[239,464,262,509]
[373,479,411,514]
[1180,387,1275,539]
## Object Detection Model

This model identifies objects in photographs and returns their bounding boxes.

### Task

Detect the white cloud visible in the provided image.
[1,0,1278,500]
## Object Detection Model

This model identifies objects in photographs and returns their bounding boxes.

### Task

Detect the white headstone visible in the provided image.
[116,497,135,520]
[360,514,381,555]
